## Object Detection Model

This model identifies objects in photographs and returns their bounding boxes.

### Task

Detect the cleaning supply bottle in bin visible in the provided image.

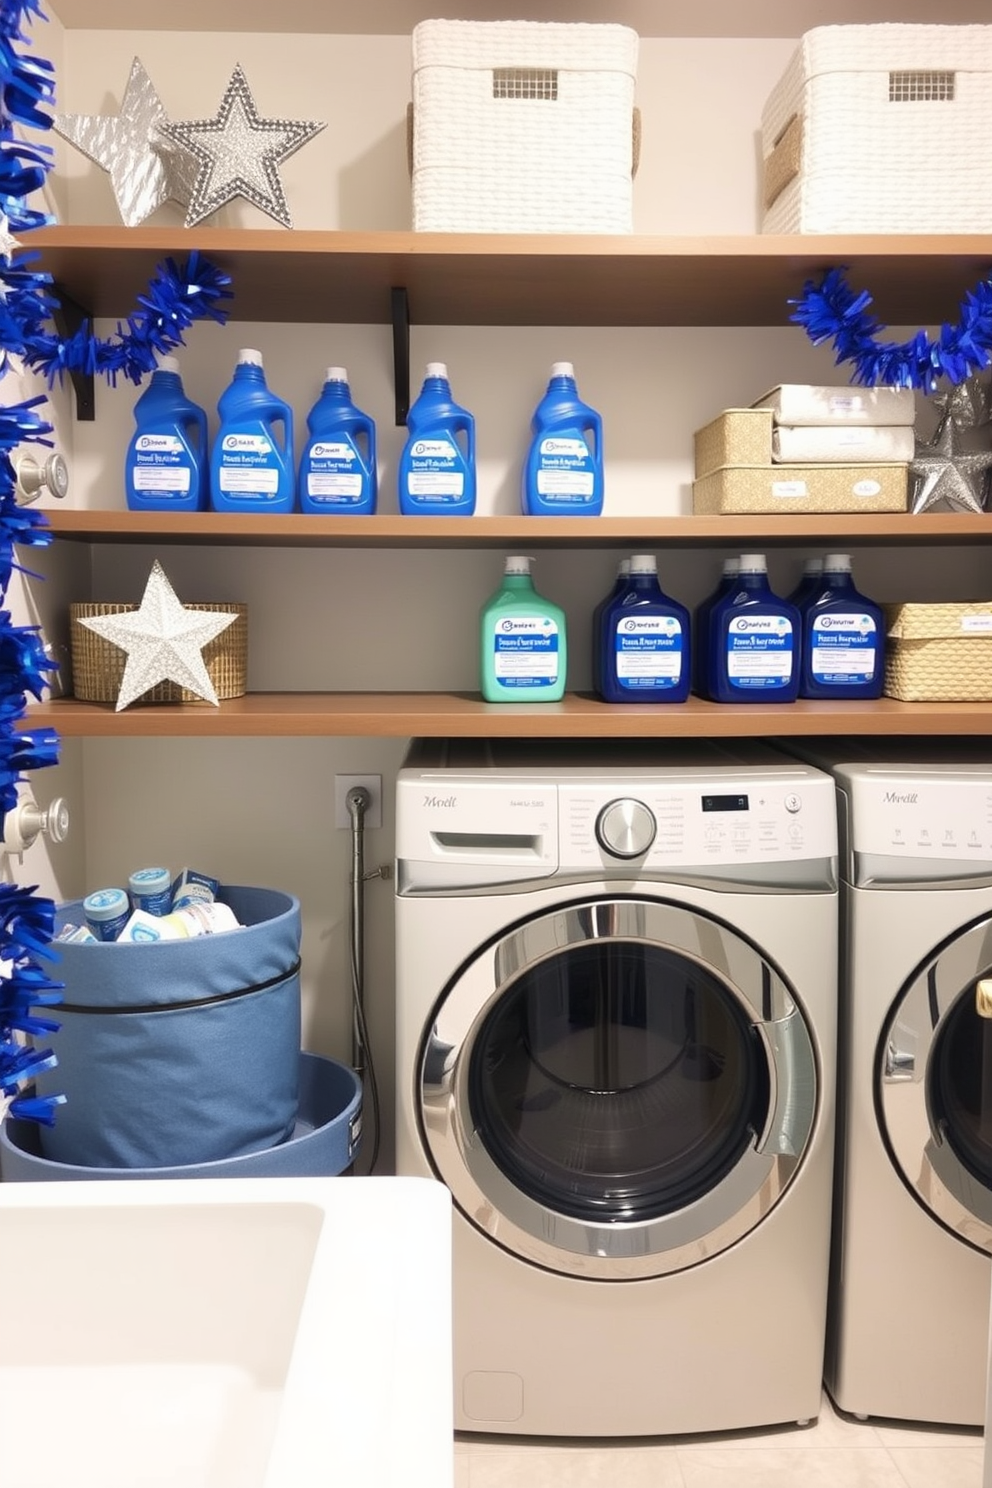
[707,553,800,703]
[693,557,739,697]
[210,348,295,513]
[598,553,690,703]
[788,557,824,606]
[591,557,630,694]
[480,556,567,702]
[399,363,476,515]
[125,356,209,512]
[298,367,377,514]
[523,362,604,516]
[799,553,885,699]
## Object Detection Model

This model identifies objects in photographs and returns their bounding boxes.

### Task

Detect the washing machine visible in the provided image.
[781,738,992,1426]
[394,738,839,1437]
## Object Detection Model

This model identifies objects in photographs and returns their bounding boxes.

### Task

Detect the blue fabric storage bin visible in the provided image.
[35,886,301,1169]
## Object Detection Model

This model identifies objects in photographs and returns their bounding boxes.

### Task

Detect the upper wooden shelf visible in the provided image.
[40,510,992,549]
[47,0,992,38]
[30,227,992,330]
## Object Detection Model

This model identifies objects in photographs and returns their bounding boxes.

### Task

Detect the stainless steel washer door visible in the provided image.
[880,912,992,1252]
[418,896,818,1279]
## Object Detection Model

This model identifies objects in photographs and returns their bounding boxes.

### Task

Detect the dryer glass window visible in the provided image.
[930,977,992,1187]
[468,940,771,1223]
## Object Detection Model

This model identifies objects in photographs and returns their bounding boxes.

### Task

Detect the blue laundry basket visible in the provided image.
[34,886,302,1169]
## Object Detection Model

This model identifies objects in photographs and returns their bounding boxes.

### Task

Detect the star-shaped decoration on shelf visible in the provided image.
[932,373,992,432]
[910,409,992,514]
[157,63,325,229]
[53,57,195,228]
[78,561,238,711]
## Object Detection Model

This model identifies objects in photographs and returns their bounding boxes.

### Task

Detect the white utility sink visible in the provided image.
[0,1175,453,1488]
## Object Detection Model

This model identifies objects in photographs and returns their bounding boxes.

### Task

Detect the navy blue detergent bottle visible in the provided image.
[707,553,800,703]
[692,557,739,698]
[787,557,824,606]
[799,552,885,700]
[591,557,630,694]
[598,553,690,703]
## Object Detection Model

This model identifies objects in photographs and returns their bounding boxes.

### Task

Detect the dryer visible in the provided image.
[782,738,992,1426]
[394,738,838,1437]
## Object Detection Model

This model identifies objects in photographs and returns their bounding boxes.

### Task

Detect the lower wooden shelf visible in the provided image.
[27,692,992,739]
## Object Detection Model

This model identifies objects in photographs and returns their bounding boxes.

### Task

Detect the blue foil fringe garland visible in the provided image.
[0,0,232,1126]
[790,266,992,392]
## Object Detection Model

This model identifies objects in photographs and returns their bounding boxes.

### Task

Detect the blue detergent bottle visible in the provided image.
[799,552,885,700]
[598,553,690,703]
[591,557,630,694]
[210,348,295,513]
[692,557,739,698]
[298,367,377,515]
[787,557,824,605]
[523,361,604,516]
[707,552,800,703]
[125,355,208,512]
[399,362,476,516]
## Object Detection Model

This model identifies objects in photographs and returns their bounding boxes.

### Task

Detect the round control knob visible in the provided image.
[596,798,656,859]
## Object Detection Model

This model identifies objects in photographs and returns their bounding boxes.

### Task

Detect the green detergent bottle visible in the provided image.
[480,556,567,703]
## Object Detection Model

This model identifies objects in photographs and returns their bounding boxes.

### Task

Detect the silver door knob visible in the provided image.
[595,798,656,859]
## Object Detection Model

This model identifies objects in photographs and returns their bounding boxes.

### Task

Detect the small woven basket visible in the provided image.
[70,602,248,704]
[884,602,992,701]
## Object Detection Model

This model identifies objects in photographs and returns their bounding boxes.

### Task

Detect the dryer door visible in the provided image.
[879,911,992,1252]
[418,895,818,1280]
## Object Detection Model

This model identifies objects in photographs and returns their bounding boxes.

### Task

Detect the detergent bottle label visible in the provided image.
[218,428,280,496]
[810,613,877,682]
[130,433,191,494]
[405,435,466,501]
[614,615,683,689]
[535,432,596,504]
[305,439,365,503]
[493,617,560,686]
[725,614,794,689]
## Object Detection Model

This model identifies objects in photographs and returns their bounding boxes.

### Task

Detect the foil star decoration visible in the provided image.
[53,57,196,228]
[157,64,325,229]
[78,561,238,711]
[910,407,992,514]
[931,373,992,432]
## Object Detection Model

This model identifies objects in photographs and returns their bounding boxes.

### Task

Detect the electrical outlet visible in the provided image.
[334,774,383,830]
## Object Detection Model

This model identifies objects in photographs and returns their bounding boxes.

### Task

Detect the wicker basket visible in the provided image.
[70,603,248,704]
[410,19,639,233]
[884,602,992,701]
[761,24,992,233]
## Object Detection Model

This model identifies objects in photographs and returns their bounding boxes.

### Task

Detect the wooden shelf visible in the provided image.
[28,693,992,739]
[30,227,992,330]
[40,509,992,549]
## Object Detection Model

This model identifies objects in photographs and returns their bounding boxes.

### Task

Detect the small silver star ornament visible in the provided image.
[157,64,325,228]
[53,57,195,227]
[910,393,992,514]
[78,561,238,711]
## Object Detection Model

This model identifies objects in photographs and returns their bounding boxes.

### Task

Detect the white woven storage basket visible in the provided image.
[411,19,638,234]
[761,23,992,233]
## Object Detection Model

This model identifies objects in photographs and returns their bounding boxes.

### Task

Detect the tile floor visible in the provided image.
[452,1391,985,1487]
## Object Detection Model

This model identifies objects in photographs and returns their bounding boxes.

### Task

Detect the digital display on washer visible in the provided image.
[701,794,749,812]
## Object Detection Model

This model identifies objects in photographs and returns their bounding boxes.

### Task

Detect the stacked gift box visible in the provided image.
[692,383,913,515]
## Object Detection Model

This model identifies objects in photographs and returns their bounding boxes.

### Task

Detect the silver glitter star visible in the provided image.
[910,409,992,514]
[157,64,324,229]
[78,561,237,711]
[53,57,195,228]
[932,374,992,432]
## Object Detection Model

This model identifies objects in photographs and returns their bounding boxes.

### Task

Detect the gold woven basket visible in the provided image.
[69,602,248,704]
[884,602,992,702]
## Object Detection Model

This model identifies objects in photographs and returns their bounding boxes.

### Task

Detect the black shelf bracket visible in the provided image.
[391,285,410,426]
[52,284,95,421]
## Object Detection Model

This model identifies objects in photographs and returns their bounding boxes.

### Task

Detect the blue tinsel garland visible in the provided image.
[790,265,992,392]
[0,0,232,1125]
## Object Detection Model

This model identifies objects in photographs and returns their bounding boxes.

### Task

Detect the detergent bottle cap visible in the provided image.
[505,555,534,576]
[803,557,824,574]
[823,553,852,572]
[722,557,740,575]
[325,366,348,383]
[158,355,180,374]
[739,553,768,573]
[618,557,631,575]
[425,361,448,380]
[550,361,575,379]
[629,554,658,574]
[237,348,263,367]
